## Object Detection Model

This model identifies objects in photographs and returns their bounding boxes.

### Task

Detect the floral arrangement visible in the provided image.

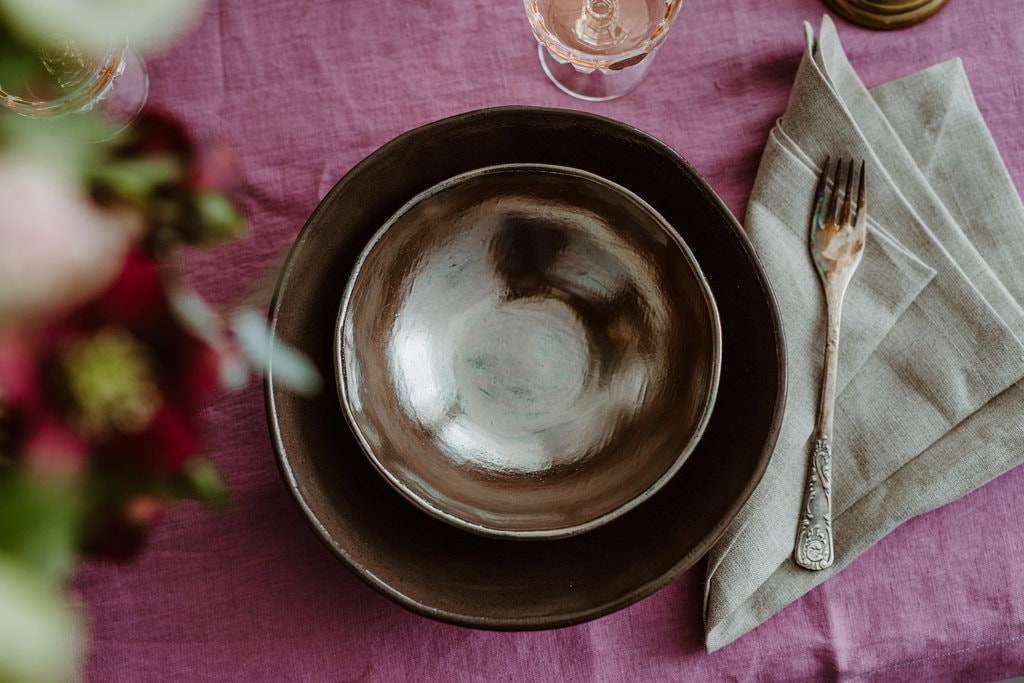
[0,108,243,553]
[0,2,313,681]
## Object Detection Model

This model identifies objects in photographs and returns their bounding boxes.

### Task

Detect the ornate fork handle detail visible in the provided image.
[793,157,866,572]
[795,436,833,570]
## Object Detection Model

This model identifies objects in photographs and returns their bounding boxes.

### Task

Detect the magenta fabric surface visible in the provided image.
[72,0,1024,680]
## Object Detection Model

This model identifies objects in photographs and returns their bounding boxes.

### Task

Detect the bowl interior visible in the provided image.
[337,164,720,538]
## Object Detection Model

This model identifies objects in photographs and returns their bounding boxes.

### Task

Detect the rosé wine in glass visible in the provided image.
[524,0,683,101]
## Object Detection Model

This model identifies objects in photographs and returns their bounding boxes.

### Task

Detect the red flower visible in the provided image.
[103,404,197,474]
[0,328,43,409]
[67,250,220,475]
[3,249,222,477]
[111,109,194,166]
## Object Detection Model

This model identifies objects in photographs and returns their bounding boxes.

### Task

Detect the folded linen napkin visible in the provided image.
[704,15,1024,651]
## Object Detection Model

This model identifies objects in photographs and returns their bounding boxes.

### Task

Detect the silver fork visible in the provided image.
[794,157,867,571]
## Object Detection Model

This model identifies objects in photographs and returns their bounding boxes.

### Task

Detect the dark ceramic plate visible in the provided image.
[266,106,785,630]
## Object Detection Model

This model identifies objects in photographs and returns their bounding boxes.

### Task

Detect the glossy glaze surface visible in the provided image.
[337,165,720,537]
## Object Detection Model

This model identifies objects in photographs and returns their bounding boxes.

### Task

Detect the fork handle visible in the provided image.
[795,434,834,570]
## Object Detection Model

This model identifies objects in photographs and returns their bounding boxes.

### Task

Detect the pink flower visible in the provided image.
[22,418,88,481]
[0,154,131,325]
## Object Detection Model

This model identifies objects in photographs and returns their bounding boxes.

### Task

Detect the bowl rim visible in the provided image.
[334,162,723,540]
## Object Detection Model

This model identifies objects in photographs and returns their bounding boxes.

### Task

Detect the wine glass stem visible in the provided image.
[577,0,625,49]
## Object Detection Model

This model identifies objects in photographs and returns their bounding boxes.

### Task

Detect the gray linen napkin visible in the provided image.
[704,15,1024,651]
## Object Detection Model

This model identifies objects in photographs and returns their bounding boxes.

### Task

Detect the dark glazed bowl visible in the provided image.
[336,164,721,538]
[266,106,785,630]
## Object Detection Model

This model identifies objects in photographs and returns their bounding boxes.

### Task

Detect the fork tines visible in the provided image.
[818,156,866,227]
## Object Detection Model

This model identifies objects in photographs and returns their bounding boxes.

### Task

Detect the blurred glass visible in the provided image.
[0,36,148,134]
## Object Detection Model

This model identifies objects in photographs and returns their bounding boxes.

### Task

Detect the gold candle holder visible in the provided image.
[822,0,950,29]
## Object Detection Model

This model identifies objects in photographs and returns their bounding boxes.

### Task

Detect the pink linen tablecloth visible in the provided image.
[72,0,1024,680]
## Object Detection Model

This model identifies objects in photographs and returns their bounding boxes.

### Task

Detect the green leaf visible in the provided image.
[183,457,230,510]
[89,155,184,201]
[190,189,247,244]
[0,470,80,584]
[231,308,321,395]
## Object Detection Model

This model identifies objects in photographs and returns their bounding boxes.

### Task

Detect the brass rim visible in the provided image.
[822,0,950,29]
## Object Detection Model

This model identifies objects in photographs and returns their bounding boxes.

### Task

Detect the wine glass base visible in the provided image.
[537,45,654,102]
[97,49,149,139]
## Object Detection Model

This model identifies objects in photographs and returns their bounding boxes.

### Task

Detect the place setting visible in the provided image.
[265,0,1024,652]
[4,0,1024,680]
[262,0,798,638]
[264,104,785,629]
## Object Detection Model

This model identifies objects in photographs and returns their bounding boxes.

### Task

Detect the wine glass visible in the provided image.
[524,0,683,101]
[0,36,148,137]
